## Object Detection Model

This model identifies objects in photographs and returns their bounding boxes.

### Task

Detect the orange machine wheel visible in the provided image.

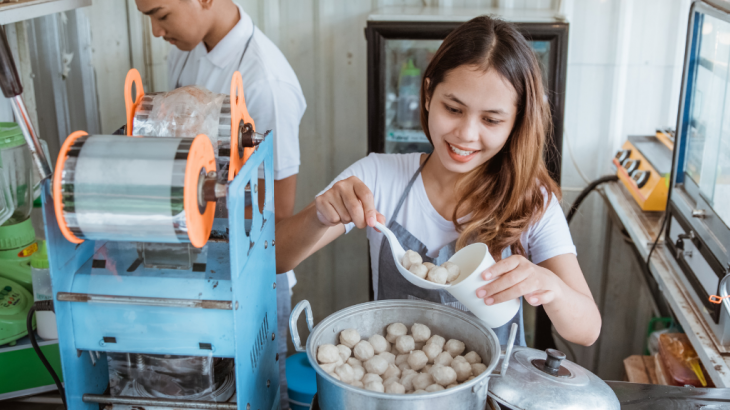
[124,69,145,136]
[53,131,88,244]
[228,71,255,181]
[184,134,217,248]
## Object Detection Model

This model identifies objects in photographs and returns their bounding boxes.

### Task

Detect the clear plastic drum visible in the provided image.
[54,133,216,247]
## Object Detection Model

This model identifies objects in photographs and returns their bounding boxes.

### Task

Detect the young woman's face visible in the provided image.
[426,65,518,174]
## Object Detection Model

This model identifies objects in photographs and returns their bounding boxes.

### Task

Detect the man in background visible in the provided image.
[135,0,306,407]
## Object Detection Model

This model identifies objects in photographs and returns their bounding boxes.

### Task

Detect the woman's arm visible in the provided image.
[537,254,601,346]
[275,202,345,273]
[275,176,384,273]
[476,253,601,346]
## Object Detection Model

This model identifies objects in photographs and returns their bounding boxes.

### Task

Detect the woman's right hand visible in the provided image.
[315,176,384,229]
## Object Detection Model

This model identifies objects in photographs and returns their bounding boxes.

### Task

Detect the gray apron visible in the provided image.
[376,155,526,347]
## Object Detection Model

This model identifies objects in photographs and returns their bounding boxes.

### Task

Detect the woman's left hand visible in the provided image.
[475,255,564,307]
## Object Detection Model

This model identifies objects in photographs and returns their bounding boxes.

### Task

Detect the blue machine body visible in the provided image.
[42,136,279,409]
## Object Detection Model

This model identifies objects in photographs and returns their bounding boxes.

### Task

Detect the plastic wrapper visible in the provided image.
[132,86,228,155]
[107,352,235,402]
[658,333,709,387]
[60,135,191,243]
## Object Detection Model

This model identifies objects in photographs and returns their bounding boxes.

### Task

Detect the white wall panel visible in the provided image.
[567,0,620,66]
[562,64,616,187]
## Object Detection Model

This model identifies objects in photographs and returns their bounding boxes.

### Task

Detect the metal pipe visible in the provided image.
[82,394,237,409]
[10,95,52,180]
[57,292,232,310]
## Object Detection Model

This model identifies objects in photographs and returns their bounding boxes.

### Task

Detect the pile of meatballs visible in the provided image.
[401,250,461,285]
[316,323,487,394]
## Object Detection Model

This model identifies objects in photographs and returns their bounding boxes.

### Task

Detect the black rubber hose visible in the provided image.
[27,304,67,409]
[566,175,619,224]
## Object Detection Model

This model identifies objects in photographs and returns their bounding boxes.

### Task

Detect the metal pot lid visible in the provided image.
[488,347,620,410]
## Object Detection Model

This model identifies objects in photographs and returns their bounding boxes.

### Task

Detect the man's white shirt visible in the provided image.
[168,4,305,287]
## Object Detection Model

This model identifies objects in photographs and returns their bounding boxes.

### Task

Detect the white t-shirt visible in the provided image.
[319,153,577,299]
[168,5,305,288]
[168,4,306,182]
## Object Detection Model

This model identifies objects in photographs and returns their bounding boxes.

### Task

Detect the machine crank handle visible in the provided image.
[200,171,229,204]
[290,300,314,353]
[0,27,52,180]
[199,166,258,204]
[239,123,270,148]
[491,322,518,378]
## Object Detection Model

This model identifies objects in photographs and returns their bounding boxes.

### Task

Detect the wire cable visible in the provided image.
[646,212,669,268]
[566,175,619,224]
[26,301,67,409]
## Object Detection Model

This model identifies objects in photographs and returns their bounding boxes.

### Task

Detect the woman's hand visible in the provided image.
[475,255,564,307]
[315,176,385,229]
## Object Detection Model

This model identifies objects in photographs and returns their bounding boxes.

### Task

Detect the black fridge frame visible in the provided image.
[365,19,569,183]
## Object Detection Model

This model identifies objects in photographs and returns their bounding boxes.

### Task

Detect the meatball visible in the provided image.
[317,344,340,364]
[353,340,375,361]
[444,339,466,357]
[407,350,428,371]
[339,329,361,348]
[411,323,431,343]
[364,356,389,375]
[368,334,390,354]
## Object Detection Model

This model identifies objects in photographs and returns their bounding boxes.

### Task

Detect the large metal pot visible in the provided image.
[290,299,515,410]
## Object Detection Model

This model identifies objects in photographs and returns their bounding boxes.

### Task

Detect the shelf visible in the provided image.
[0,0,91,25]
[386,128,429,143]
[603,182,730,387]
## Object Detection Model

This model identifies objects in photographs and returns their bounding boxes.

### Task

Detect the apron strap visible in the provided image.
[389,154,430,225]
[174,23,256,89]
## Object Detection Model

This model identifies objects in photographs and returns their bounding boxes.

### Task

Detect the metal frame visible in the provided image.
[365,19,569,183]
[42,135,279,410]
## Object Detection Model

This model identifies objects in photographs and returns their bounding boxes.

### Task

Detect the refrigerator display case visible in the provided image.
[366,7,568,183]
[666,0,730,352]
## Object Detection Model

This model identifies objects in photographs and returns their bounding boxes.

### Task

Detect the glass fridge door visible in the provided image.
[683,11,730,228]
[383,38,553,155]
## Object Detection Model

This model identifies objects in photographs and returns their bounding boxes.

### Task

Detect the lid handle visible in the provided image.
[491,322,518,378]
[290,300,314,353]
[542,348,566,375]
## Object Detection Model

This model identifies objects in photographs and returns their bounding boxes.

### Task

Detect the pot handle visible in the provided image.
[290,299,314,353]
[491,322,518,378]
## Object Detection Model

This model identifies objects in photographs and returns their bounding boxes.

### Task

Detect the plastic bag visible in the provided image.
[107,352,235,401]
[657,333,708,387]
[133,86,226,153]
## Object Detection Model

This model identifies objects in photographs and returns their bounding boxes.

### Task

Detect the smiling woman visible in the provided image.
[275,15,601,349]
[418,18,555,263]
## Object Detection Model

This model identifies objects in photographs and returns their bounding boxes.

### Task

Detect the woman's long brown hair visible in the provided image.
[420,15,560,261]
